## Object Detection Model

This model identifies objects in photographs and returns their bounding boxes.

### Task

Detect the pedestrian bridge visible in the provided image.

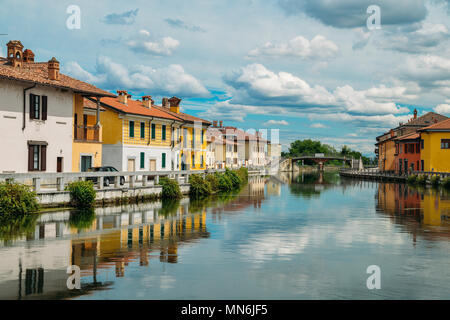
[280,154,363,172]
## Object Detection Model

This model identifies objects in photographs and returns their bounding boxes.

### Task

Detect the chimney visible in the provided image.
[413,109,417,119]
[23,49,34,63]
[162,97,169,108]
[142,95,153,108]
[213,120,218,127]
[219,121,223,127]
[6,40,24,68]
[168,96,181,113]
[48,57,60,80]
[117,90,128,104]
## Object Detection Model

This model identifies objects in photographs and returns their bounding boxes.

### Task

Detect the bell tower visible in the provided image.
[6,40,24,68]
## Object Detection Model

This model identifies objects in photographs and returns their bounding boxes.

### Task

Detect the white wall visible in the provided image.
[122,145,173,172]
[0,80,73,173]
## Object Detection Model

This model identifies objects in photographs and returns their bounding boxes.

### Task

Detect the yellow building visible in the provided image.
[92,92,183,172]
[419,118,450,172]
[152,97,211,171]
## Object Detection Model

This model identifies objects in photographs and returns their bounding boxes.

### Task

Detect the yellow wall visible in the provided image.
[101,109,123,145]
[421,132,450,172]
[123,119,173,147]
[180,127,207,170]
[72,94,102,172]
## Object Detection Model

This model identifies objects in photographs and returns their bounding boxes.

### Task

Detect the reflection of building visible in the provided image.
[376,182,450,242]
[0,202,209,299]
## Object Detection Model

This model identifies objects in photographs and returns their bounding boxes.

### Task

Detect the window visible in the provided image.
[29,94,47,120]
[162,153,166,168]
[201,155,204,168]
[162,125,166,141]
[151,123,156,140]
[416,143,420,153]
[184,128,188,148]
[140,122,145,139]
[404,144,407,154]
[421,160,424,171]
[192,129,195,149]
[201,130,204,145]
[129,121,135,138]
[421,139,424,149]
[140,152,145,169]
[441,139,450,149]
[191,154,195,167]
[28,142,47,171]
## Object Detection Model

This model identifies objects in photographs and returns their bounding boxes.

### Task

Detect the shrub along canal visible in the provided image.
[0,172,449,299]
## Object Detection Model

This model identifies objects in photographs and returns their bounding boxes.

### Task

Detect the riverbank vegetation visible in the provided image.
[0,180,39,215]
[66,180,96,208]
[159,177,182,199]
[189,168,248,198]
[407,174,450,189]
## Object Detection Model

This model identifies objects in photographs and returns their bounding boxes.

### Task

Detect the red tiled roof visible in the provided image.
[419,118,450,131]
[83,98,106,111]
[396,132,420,141]
[151,105,211,125]
[0,60,115,97]
[92,97,181,121]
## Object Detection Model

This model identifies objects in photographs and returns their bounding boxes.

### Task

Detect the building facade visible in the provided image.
[419,118,450,172]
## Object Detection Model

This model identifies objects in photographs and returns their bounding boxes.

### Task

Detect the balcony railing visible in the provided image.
[74,125,100,142]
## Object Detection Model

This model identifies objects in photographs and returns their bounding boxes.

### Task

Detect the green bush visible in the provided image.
[0,213,38,242]
[189,174,212,198]
[0,180,39,215]
[205,174,220,193]
[236,167,248,182]
[430,175,441,187]
[407,174,417,184]
[416,174,428,185]
[443,177,450,189]
[225,168,242,189]
[217,172,233,192]
[159,177,182,199]
[66,180,96,208]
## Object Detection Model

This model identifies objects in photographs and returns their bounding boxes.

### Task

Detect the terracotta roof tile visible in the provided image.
[419,118,450,131]
[151,105,211,125]
[91,97,181,121]
[0,60,115,97]
[396,132,420,141]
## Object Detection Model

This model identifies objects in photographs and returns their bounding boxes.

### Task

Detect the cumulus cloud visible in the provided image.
[102,9,139,25]
[264,120,289,126]
[379,23,450,53]
[225,63,411,115]
[165,18,206,32]
[434,101,450,115]
[127,36,180,56]
[277,0,427,29]
[65,56,209,97]
[248,35,339,60]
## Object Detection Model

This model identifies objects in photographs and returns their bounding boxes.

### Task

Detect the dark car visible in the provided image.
[86,166,125,186]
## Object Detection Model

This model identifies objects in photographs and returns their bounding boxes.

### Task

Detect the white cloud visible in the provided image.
[310,123,327,128]
[248,35,339,60]
[66,56,209,97]
[138,29,150,37]
[226,64,410,115]
[127,36,180,56]
[434,102,450,115]
[264,120,289,126]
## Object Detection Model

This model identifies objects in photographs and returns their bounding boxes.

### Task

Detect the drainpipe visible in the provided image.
[23,83,36,131]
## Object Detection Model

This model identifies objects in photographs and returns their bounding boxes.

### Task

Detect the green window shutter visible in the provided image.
[151,123,156,139]
[140,152,145,169]
[162,153,166,168]
[129,121,134,138]
[140,122,145,139]
[162,125,166,141]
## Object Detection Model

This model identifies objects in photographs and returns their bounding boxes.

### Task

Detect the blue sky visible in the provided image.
[2,0,450,155]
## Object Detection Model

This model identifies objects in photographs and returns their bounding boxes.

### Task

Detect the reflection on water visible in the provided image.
[0,174,449,299]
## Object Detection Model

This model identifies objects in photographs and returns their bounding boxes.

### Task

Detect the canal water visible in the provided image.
[0,172,449,299]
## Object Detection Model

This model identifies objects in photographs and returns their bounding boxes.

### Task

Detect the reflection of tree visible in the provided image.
[290,184,321,198]
[159,199,181,217]
[290,172,340,198]
[69,208,96,230]
[0,213,38,243]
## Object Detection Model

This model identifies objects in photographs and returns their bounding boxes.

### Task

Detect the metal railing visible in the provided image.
[0,169,226,193]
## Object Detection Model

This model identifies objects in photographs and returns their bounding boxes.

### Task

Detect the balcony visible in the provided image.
[74,125,100,142]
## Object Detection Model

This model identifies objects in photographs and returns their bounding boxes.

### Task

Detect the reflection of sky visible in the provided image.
[76,179,450,300]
